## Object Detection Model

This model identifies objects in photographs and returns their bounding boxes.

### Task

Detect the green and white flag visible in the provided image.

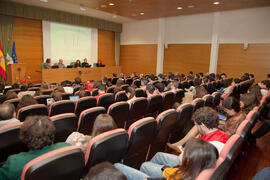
[6,40,13,64]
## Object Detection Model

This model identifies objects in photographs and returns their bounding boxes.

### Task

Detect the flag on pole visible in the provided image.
[12,41,18,64]
[0,41,7,79]
[6,40,13,64]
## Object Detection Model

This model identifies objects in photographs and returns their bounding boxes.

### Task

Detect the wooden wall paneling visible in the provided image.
[217,44,270,82]
[12,17,43,84]
[163,44,211,75]
[98,29,115,66]
[120,44,157,75]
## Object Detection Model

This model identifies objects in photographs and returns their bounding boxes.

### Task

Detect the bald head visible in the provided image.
[0,103,16,120]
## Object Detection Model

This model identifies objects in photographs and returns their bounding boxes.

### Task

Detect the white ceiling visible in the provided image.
[9,0,134,23]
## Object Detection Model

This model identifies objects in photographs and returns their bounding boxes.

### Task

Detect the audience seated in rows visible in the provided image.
[0,115,70,180]
[0,103,20,127]
[16,95,38,112]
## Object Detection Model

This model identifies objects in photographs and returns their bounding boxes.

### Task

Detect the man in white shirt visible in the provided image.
[0,103,20,127]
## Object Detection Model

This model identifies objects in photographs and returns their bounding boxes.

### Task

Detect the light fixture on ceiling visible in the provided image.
[109,2,115,6]
[101,4,107,8]
[40,0,48,3]
[140,12,144,15]
[213,2,220,5]
[177,7,183,10]
[113,15,118,18]
[188,5,195,8]
[80,6,86,11]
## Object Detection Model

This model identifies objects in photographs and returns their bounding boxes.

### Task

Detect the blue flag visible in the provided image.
[12,42,18,64]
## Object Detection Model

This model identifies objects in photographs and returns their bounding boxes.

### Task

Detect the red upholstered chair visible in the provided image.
[135,88,147,98]
[50,113,78,142]
[203,94,214,107]
[235,120,252,140]
[77,107,106,135]
[61,93,72,100]
[41,89,54,95]
[74,97,97,117]
[191,98,205,113]
[73,86,81,95]
[0,122,28,164]
[84,129,129,174]
[123,117,157,169]
[27,87,40,92]
[195,157,224,180]
[148,109,178,160]
[106,86,115,93]
[91,88,99,96]
[174,89,184,103]
[34,95,51,105]
[170,103,194,143]
[17,104,48,122]
[21,146,84,180]
[127,97,148,129]
[49,100,75,116]
[97,93,114,110]
[147,94,163,117]
[162,91,175,110]
[125,78,133,85]
[111,77,118,85]
[133,79,141,88]
[212,92,221,108]
[3,98,20,109]
[115,91,128,102]
[107,102,129,128]
[7,88,21,94]
[121,84,129,91]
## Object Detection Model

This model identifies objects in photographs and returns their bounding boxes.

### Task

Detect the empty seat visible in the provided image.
[147,94,163,117]
[3,98,20,109]
[106,86,115,93]
[21,146,84,180]
[84,129,129,173]
[77,107,106,135]
[127,97,148,129]
[174,89,184,103]
[50,113,78,142]
[135,88,147,98]
[148,109,178,160]
[212,92,221,108]
[17,104,48,122]
[162,91,175,110]
[74,97,97,117]
[97,93,114,110]
[49,100,75,116]
[115,91,128,102]
[41,89,54,95]
[170,103,194,143]
[191,98,205,112]
[203,94,214,107]
[108,102,129,128]
[124,117,157,169]
[0,122,28,164]
[34,95,51,105]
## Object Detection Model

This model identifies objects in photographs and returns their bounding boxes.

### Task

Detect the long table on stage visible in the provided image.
[42,66,122,83]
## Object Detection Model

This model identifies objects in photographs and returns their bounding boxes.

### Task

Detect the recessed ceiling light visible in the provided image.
[188,5,195,8]
[113,15,118,18]
[213,2,220,5]
[101,4,107,8]
[109,3,115,6]
[177,7,183,10]
[80,6,86,11]
[140,12,144,15]
[40,0,48,2]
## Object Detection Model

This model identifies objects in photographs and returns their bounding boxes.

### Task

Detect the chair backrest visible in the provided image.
[219,134,240,160]
[41,89,54,95]
[73,86,81,95]
[27,87,40,92]
[49,100,75,116]
[174,89,185,103]
[203,95,214,107]
[111,77,118,85]
[115,91,128,102]
[191,98,205,112]
[77,107,106,135]
[235,120,251,140]
[147,94,163,117]
[97,93,114,110]
[7,88,21,94]
[34,95,51,105]
[133,79,141,88]
[21,146,84,180]
[106,86,115,93]
[74,97,97,117]
[108,102,129,128]
[50,113,78,142]
[0,95,7,104]
[61,93,71,100]
[84,129,129,172]
[127,97,148,129]
[0,122,28,164]
[148,109,178,160]
[3,98,20,108]
[162,91,175,110]
[212,92,221,107]
[125,78,133,85]
[121,84,129,91]
[196,157,224,180]
[124,117,157,169]
[135,88,147,98]
[91,88,99,96]
[17,104,48,122]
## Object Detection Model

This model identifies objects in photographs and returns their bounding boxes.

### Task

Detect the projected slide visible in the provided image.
[43,21,97,66]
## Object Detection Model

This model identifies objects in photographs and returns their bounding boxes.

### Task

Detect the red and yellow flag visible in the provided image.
[0,41,7,79]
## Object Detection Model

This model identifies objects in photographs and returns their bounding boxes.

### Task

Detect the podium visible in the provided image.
[7,64,26,85]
